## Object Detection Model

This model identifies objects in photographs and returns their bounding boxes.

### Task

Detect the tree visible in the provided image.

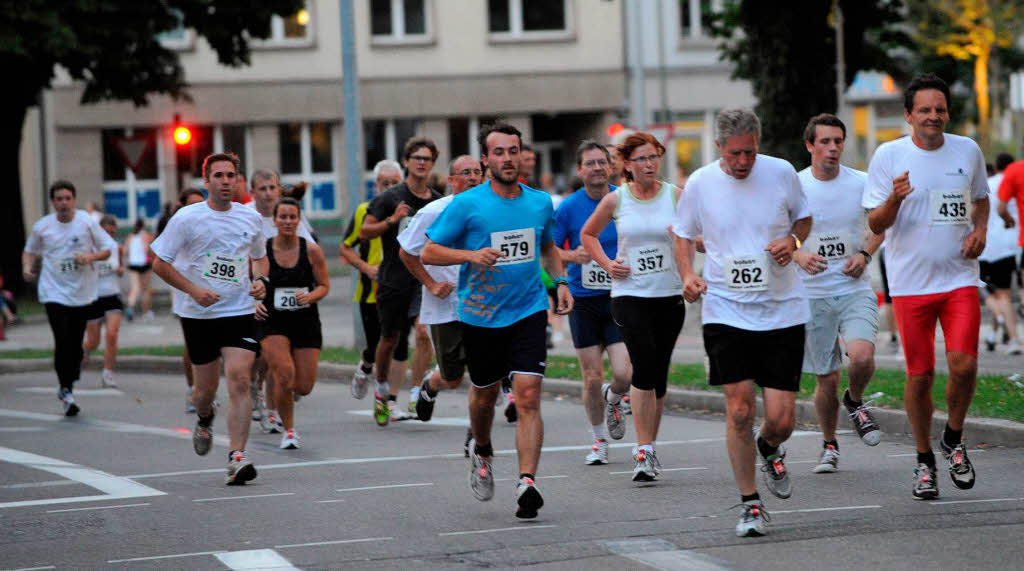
[709,0,910,168]
[0,0,303,294]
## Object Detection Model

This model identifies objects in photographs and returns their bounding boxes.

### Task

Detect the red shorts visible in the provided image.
[892,286,980,375]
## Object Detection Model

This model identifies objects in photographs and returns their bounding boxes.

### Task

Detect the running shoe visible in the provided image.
[193,415,213,456]
[408,384,421,416]
[141,310,155,322]
[760,446,791,499]
[225,450,257,485]
[844,390,880,446]
[515,476,544,519]
[469,441,494,501]
[812,444,840,474]
[280,429,300,450]
[389,400,411,421]
[621,393,632,415]
[912,463,939,500]
[985,334,997,353]
[185,387,196,414]
[603,383,626,440]
[261,410,283,434]
[124,308,134,321]
[58,388,79,417]
[735,500,770,537]
[373,393,390,426]
[101,369,117,388]
[351,362,370,399]
[939,436,976,490]
[463,427,473,458]
[585,438,609,465]
[415,379,435,422]
[504,393,518,424]
[632,447,659,482]
[1004,339,1022,356]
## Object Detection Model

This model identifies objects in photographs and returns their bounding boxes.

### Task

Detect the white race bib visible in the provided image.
[491,228,535,265]
[724,254,769,292]
[930,189,971,226]
[201,253,246,285]
[807,232,852,261]
[581,261,612,290]
[273,287,309,311]
[628,245,670,277]
[95,260,115,277]
[57,257,82,276]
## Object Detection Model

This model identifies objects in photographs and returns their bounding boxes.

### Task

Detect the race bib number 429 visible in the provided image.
[202,253,246,285]
[807,232,851,261]
[724,254,769,292]
[491,228,535,265]
[930,189,971,226]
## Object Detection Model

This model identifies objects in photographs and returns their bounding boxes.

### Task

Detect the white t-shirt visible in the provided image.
[862,134,989,296]
[980,173,1019,262]
[397,194,459,325]
[150,202,266,319]
[94,242,121,298]
[673,155,811,331]
[797,166,872,298]
[245,202,316,243]
[24,210,119,307]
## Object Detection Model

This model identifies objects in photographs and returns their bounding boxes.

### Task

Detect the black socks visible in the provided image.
[474,442,493,458]
[756,435,778,460]
[519,473,534,481]
[741,492,760,503]
[843,389,862,410]
[824,440,839,450]
[917,450,936,470]
[943,424,963,448]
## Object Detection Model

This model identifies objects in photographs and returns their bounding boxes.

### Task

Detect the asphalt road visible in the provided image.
[2,371,1023,570]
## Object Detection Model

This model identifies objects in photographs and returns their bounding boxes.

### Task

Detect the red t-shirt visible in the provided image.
[997,160,1024,246]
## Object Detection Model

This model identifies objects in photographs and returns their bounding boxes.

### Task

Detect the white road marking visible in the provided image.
[16,387,123,396]
[495,474,568,482]
[772,505,881,515]
[0,427,49,432]
[46,502,150,514]
[336,482,433,492]
[0,408,232,449]
[2,480,77,489]
[215,549,299,570]
[317,499,346,503]
[275,536,392,549]
[888,450,986,458]
[109,550,226,564]
[13,566,57,570]
[439,524,557,536]
[193,492,294,503]
[605,539,732,570]
[931,497,1022,506]
[608,467,707,475]
[348,410,468,427]
[0,446,165,509]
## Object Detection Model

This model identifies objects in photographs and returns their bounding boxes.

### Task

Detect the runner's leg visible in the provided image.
[222,347,256,452]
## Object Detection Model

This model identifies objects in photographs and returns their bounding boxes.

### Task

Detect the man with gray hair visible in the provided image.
[673,108,812,537]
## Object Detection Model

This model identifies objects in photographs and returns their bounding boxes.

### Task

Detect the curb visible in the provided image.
[7,356,1023,448]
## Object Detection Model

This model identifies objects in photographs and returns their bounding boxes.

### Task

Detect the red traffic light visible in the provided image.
[173,126,192,146]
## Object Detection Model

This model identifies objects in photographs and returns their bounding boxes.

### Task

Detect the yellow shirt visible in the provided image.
[342,202,383,303]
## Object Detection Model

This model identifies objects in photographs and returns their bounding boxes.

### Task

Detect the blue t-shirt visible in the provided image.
[426,181,554,328]
[552,186,618,298]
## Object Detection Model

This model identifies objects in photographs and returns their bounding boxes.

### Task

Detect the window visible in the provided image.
[279,123,303,175]
[680,0,715,39]
[254,1,312,47]
[278,122,335,175]
[448,118,469,159]
[489,0,571,41]
[362,118,423,168]
[371,0,432,44]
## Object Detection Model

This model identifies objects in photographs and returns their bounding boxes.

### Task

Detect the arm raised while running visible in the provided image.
[580,192,630,279]
[152,257,220,307]
[962,195,989,259]
[400,248,454,299]
[296,242,330,306]
[421,240,503,267]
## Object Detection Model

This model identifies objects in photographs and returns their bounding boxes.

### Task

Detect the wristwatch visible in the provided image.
[554,277,569,287]
[790,233,802,249]
[858,250,872,263]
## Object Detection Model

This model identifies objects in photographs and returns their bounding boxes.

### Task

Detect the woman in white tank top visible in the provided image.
[581,132,687,483]
[125,219,153,321]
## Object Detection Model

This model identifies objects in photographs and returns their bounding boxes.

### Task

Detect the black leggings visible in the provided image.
[610,295,685,398]
[45,303,90,390]
[359,302,381,364]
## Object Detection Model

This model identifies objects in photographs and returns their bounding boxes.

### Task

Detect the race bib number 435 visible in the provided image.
[491,228,535,266]
[724,254,769,292]
[202,253,246,285]
[930,189,971,226]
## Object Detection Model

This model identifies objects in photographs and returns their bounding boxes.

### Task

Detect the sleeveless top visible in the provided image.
[127,233,148,266]
[611,181,683,298]
[265,237,320,321]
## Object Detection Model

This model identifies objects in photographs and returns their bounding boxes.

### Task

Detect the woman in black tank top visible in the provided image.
[255,198,330,450]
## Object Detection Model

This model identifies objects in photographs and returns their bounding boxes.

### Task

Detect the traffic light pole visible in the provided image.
[340,0,367,352]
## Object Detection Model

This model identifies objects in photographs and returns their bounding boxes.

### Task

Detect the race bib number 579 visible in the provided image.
[491,228,535,266]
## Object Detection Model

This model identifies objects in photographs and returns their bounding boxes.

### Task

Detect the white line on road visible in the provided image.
[0,427,49,432]
[317,499,346,503]
[193,492,295,503]
[931,497,1022,506]
[109,550,226,564]
[16,387,123,396]
[772,505,881,515]
[2,479,78,489]
[12,566,56,570]
[336,482,433,492]
[495,474,568,482]
[0,446,165,509]
[46,502,150,514]
[0,408,232,449]
[608,467,707,475]
[605,538,733,570]
[275,536,392,549]
[347,410,469,427]
[439,525,557,536]
[215,549,299,570]
[888,450,986,458]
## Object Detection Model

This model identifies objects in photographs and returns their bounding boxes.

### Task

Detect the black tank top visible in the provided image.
[266,237,319,320]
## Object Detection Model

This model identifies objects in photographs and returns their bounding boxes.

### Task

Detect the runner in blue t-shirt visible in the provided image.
[423,123,572,520]
[552,140,632,466]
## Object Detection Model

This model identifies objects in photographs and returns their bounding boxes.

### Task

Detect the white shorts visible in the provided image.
[802,290,879,375]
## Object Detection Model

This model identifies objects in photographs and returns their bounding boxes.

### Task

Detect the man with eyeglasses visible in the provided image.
[398,155,483,427]
[360,137,443,426]
[553,140,632,465]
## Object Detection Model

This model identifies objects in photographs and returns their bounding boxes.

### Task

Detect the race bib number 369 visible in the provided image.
[581,260,612,290]
[202,253,246,285]
[930,189,971,226]
[491,228,536,266]
[724,254,769,292]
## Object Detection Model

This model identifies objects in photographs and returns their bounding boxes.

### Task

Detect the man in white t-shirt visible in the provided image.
[674,108,812,538]
[152,153,269,486]
[398,155,483,425]
[863,74,989,500]
[23,180,117,416]
[979,153,1020,355]
[792,114,885,475]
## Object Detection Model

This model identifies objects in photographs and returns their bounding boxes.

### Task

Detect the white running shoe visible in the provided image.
[812,444,840,474]
[58,388,80,417]
[351,362,371,399]
[261,410,283,434]
[225,450,257,485]
[101,369,118,388]
[585,438,609,465]
[469,440,494,501]
[280,429,300,450]
[735,500,770,537]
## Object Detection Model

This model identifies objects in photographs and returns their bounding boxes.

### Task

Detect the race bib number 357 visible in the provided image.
[930,189,971,226]
[491,228,536,266]
[202,253,246,285]
[724,254,769,292]
[628,245,670,277]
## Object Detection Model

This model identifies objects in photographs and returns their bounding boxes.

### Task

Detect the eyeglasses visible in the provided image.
[408,155,434,163]
[456,169,483,177]
[581,159,609,168]
[628,154,661,164]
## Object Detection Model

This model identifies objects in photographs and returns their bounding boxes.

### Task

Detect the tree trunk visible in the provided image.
[1,104,29,296]
[975,47,991,145]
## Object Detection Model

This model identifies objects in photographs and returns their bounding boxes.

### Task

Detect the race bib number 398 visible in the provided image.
[581,260,612,290]
[724,254,769,292]
[491,228,536,266]
[202,253,246,285]
[930,189,971,226]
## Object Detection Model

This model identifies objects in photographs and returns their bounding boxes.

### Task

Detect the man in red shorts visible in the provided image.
[863,74,989,500]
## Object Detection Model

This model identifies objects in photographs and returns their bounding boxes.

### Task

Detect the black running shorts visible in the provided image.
[703,323,805,392]
[568,294,623,349]
[87,295,124,322]
[181,314,260,365]
[463,310,547,388]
